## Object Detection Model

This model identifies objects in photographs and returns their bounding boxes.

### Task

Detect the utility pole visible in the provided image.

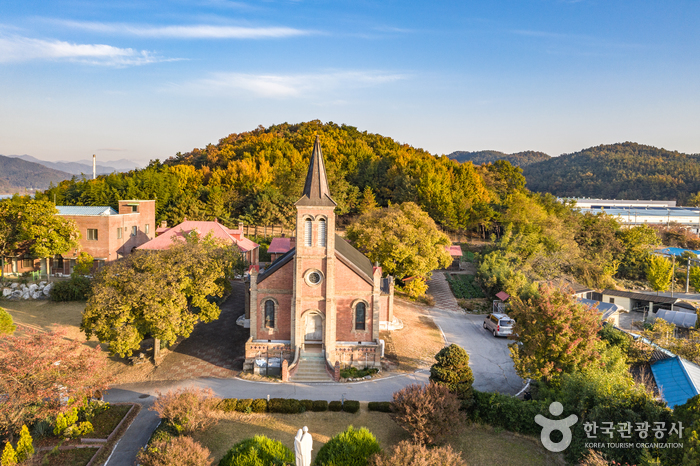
[671,254,675,297]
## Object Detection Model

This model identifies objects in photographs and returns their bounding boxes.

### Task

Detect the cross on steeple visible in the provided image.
[296,135,337,207]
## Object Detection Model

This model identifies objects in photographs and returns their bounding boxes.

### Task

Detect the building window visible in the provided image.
[318,218,326,247]
[355,302,366,331]
[87,229,98,241]
[117,228,122,239]
[22,257,32,268]
[145,224,150,234]
[264,300,275,329]
[304,269,324,287]
[304,219,312,247]
[609,298,615,304]
[130,205,138,212]
[131,226,137,236]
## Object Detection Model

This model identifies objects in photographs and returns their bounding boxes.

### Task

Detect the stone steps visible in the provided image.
[291,350,333,382]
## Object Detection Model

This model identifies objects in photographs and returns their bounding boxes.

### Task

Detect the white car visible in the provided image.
[483,313,514,337]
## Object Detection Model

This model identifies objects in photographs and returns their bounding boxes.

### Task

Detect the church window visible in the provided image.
[318,218,326,247]
[304,219,312,247]
[264,300,276,328]
[304,269,324,286]
[355,302,366,331]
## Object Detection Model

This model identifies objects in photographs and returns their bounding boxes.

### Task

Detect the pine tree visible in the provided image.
[1,442,17,466]
[15,425,33,463]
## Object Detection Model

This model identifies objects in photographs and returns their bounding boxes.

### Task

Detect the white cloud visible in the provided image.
[188,70,406,98]
[55,20,312,39]
[0,34,171,65]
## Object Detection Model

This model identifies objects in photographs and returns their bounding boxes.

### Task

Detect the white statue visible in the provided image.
[294,429,304,466]
[300,426,313,466]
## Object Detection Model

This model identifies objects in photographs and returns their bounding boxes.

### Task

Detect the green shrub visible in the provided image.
[235,399,253,413]
[340,367,379,379]
[250,399,268,413]
[311,400,328,412]
[343,400,360,414]
[15,425,34,463]
[367,402,392,413]
[49,276,91,302]
[429,344,474,407]
[313,426,381,466]
[300,400,314,412]
[267,398,301,414]
[0,308,16,335]
[219,435,294,466]
[328,401,343,412]
[1,442,17,466]
[217,399,238,413]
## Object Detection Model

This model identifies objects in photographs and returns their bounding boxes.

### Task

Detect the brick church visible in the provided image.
[244,136,395,381]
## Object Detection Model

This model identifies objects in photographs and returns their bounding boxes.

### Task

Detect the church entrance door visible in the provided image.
[305,314,323,342]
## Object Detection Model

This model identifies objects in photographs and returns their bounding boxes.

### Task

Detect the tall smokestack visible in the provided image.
[92,154,96,180]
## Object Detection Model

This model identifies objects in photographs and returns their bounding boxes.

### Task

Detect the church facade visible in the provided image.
[244,137,394,377]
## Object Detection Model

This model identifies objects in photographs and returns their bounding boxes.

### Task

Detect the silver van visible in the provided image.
[483,313,514,337]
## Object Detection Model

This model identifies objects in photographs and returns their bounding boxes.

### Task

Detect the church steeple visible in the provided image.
[296,136,337,207]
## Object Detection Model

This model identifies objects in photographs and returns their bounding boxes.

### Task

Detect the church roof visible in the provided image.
[334,234,374,280]
[257,235,374,284]
[296,136,337,207]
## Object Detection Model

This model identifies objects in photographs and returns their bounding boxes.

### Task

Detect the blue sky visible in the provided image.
[0,1,698,164]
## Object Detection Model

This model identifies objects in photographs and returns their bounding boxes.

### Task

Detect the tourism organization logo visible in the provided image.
[534,401,685,452]
[535,402,578,452]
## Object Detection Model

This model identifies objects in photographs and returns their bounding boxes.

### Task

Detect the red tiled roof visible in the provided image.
[496,291,510,301]
[446,245,462,257]
[138,220,258,253]
[268,237,292,254]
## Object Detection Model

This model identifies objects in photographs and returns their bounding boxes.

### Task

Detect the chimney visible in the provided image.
[238,221,244,232]
[160,220,167,228]
[92,154,96,180]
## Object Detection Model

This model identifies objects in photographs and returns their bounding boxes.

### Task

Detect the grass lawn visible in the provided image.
[192,408,564,465]
[379,299,445,372]
[84,404,132,438]
[33,447,99,466]
[2,299,85,339]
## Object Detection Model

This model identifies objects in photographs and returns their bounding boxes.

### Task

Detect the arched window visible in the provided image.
[355,302,366,331]
[264,300,275,328]
[304,219,312,247]
[318,218,326,247]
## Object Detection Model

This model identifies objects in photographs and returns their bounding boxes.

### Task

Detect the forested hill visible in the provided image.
[449,150,550,167]
[40,121,490,230]
[522,142,700,203]
[0,155,73,193]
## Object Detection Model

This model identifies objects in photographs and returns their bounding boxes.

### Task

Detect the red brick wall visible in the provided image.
[334,260,373,342]
[256,260,294,340]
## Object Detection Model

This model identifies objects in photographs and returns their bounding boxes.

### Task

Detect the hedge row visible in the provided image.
[367,401,393,413]
[215,398,362,414]
[469,390,548,436]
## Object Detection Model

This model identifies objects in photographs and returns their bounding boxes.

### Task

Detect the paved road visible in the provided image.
[430,307,523,394]
[427,272,523,395]
[104,371,430,466]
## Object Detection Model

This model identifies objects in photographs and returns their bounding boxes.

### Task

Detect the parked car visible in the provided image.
[483,313,514,337]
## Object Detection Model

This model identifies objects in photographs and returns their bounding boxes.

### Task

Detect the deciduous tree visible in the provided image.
[0,328,111,439]
[82,233,243,357]
[346,202,452,282]
[646,254,673,295]
[508,285,601,383]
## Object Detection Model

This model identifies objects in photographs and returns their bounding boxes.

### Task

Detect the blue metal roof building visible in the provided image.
[650,356,700,408]
[56,206,118,216]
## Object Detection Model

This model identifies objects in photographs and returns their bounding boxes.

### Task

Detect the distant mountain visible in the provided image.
[0,155,73,193]
[5,155,142,175]
[522,142,700,204]
[448,150,550,167]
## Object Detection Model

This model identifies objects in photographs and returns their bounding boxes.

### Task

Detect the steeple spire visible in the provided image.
[296,135,337,206]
